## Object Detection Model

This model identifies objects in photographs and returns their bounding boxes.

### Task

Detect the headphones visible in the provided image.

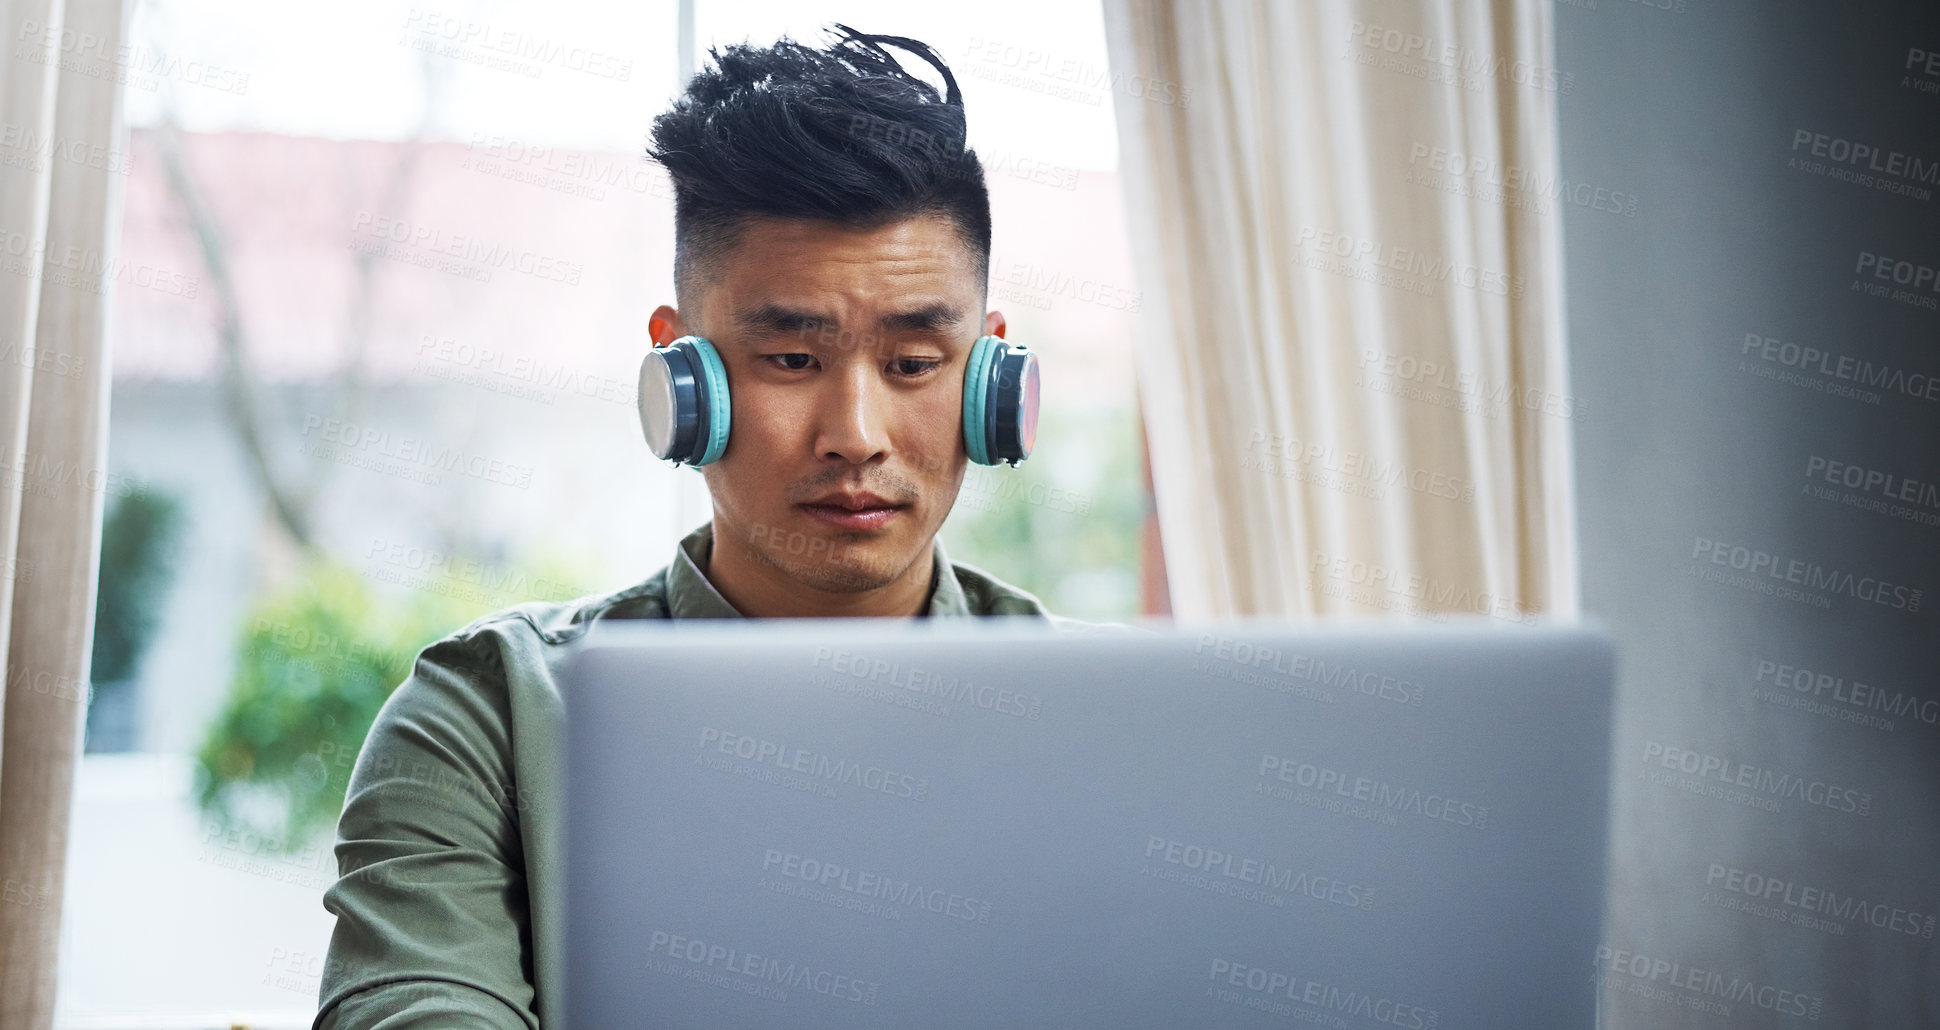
[638,333,1040,467]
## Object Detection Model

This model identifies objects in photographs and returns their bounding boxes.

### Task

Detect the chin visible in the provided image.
[774,549,897,594]
[766,519,928,594]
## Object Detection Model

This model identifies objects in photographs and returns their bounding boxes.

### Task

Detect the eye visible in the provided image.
[766,353,815,371]
[892,358,941,378]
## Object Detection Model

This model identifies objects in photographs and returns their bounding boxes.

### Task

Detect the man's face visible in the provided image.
[669,212,999,597]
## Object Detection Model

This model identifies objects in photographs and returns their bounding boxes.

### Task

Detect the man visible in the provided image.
[313,25,1116,1029]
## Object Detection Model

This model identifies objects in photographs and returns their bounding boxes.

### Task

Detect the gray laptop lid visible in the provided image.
[564,617,1614,1029]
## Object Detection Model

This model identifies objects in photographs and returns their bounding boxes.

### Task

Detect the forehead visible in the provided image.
[703,212,982,325]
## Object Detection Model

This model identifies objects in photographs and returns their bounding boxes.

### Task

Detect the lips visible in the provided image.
[797,492,906,532]
[803,492,902,511]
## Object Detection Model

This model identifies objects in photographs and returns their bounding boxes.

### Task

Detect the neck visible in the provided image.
[703,523,935,619]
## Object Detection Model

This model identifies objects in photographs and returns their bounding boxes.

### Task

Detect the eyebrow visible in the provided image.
[732,302,966,338]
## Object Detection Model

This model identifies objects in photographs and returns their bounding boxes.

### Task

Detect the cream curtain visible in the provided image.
[0,0,134,1026]
[1103,0,1578,622]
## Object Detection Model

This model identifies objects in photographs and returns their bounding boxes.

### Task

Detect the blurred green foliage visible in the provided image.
[192,557,473,845]
[87,489,185,752]
[90,489,184,684]
[942,405,1145,618]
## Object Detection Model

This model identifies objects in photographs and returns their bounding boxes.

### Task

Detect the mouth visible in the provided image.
[797,493,908,532]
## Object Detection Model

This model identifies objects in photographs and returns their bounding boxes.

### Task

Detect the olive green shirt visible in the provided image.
[313,521,1112,1029]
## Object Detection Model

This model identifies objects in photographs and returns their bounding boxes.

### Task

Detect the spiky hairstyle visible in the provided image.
[645,23,991,314]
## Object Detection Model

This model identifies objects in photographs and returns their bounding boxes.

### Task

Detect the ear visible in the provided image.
[981,309,1007,339]
[648,305,683,346]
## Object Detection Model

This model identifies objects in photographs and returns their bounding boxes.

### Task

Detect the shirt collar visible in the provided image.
[666,520,972,619]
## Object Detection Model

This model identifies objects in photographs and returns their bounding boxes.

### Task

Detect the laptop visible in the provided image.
[563,617,1615,1029]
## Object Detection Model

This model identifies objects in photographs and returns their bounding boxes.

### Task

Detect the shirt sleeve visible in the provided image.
[312,631,540,1030]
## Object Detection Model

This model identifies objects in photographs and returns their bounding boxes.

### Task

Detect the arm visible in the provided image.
[313,632,540,1029]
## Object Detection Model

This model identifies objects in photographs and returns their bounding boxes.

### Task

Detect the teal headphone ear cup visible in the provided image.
[683,335,731,466]
[963,334,1038,466]
[962,335,999,466]
[639,335,731,466]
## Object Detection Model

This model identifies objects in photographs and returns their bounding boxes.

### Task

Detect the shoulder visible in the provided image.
[948,559,1153,636]
[947,559,1052,617]
[452,565,675,650]
[374,566,677,728]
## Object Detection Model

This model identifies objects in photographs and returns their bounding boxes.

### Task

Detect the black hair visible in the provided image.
[645,23,991,316]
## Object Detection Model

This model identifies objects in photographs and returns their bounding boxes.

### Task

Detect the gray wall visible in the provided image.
[1559,2,1939,1027]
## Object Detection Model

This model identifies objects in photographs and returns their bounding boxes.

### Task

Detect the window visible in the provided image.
[67,0,1154,1024]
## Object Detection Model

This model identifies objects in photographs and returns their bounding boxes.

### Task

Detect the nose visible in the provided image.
[811,360,890,465]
